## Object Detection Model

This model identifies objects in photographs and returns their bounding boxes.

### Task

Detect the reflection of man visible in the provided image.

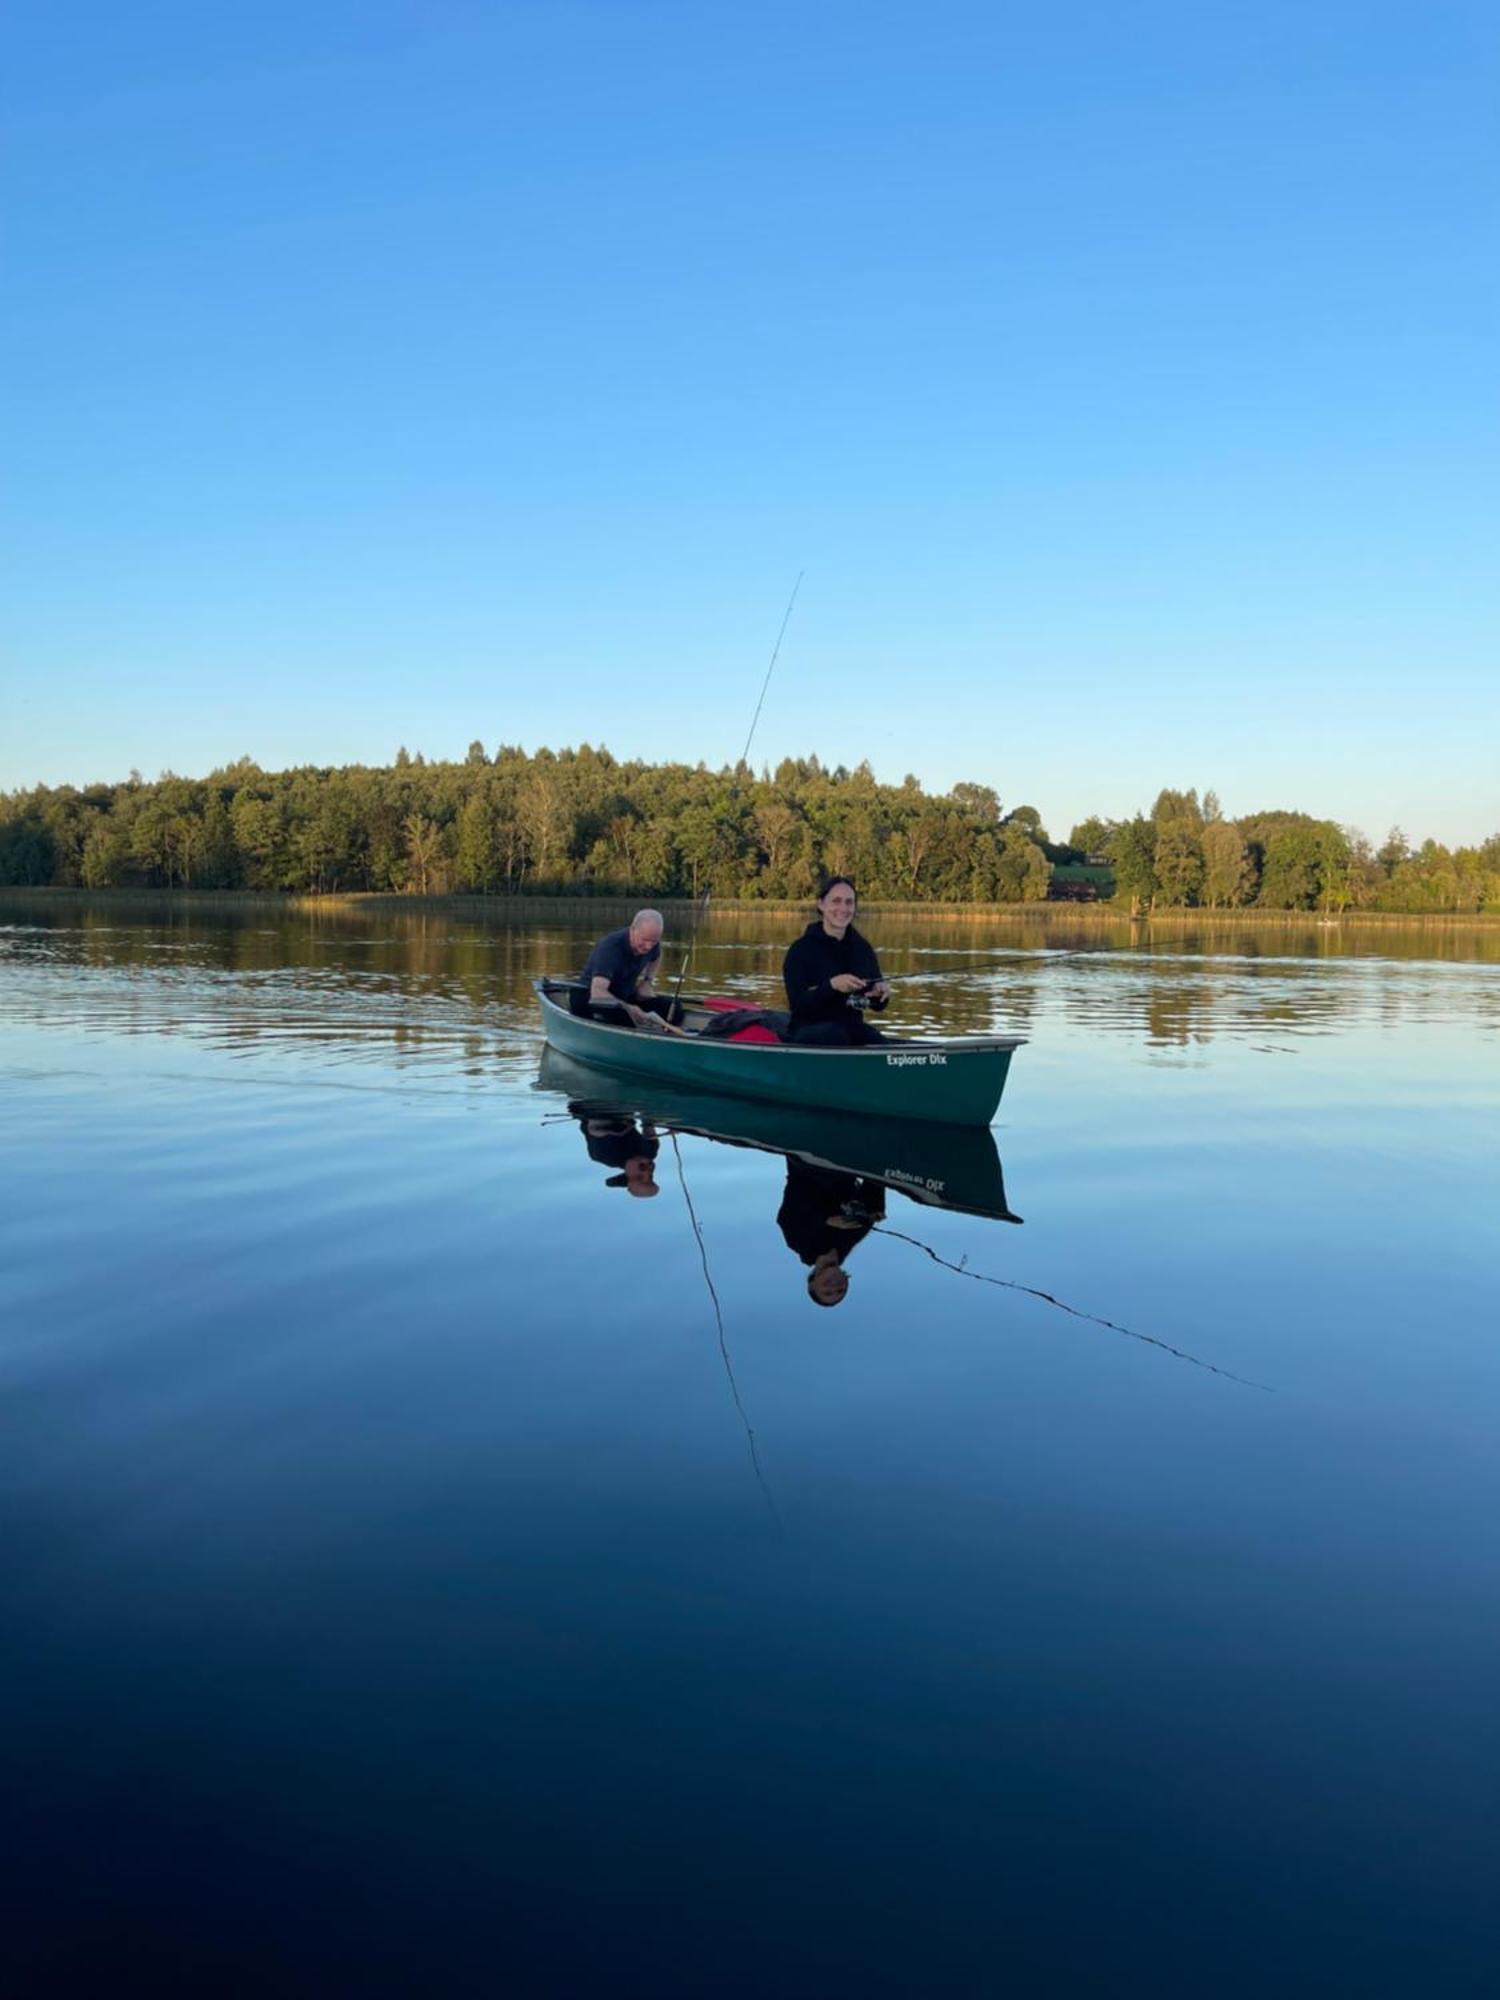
[575,910,682,1031]
[573,1106,661,1199]
[777,1160,885,1307]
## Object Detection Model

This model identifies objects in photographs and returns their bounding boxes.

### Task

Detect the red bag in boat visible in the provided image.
[703,996,781,1044]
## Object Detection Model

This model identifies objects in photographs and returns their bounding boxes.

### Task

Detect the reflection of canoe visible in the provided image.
[534,979,1025,1127]
[537,1049,1022,1222]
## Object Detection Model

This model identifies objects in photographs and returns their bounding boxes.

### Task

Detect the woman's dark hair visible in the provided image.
[817,875,857,901]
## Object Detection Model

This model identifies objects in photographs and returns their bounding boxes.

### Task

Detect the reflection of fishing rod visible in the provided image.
[669,1133,783,1531]
[872,1222,1274,1392]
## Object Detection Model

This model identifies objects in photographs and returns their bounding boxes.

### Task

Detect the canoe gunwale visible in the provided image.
[535,978,1026,1057]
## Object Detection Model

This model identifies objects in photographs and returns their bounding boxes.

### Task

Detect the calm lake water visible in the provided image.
[3,899,1498,1995]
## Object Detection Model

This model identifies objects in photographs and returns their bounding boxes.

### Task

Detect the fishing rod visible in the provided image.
[839,967,996,1011]
[669,886,711,1017]
[739,571,803,771]
[851,966,1005,995]
[669,573,804,1013]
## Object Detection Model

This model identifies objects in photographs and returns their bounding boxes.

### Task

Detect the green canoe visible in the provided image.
[537,1048,1022,1221]
[535,978,1025,1127]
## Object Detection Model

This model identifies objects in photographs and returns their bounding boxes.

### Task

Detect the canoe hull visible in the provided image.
[535,980,1022,1126]
[537,1049,1021,1220]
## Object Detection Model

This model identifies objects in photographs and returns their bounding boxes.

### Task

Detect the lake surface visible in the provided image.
[3,899,1498,1995]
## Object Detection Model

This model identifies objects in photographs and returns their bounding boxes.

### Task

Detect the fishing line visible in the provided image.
[670,1132,785,1531]
[670,885,711,1015]
[672,572,802,1005]
[872,1223,1273,1392]
[738,571,803,771]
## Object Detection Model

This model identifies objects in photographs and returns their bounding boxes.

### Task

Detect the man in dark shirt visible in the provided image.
[577,909,682,1029]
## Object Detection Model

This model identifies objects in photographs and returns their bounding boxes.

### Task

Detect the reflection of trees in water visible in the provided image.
[1132,918,1500,967]
[1144,982,1212,1048]
[5,900,1499,1052]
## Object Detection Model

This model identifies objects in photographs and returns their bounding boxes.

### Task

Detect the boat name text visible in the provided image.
[886,1167,947,1192]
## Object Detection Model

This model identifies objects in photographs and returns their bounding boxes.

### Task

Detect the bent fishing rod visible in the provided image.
[739,571,802,770]
[669,571,805,1013]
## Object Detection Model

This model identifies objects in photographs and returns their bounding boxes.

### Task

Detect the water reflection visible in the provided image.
[570,1105,662,1197]
[538,1053,1275,1384]
[538,1049,1022,1227]
[2,897,1496,1073]
[777,1160,886,1308]
[7,899,1497,1989]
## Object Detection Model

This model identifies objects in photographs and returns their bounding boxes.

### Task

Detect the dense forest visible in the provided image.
[1072,790,1500,915]
[1,748,1496,913]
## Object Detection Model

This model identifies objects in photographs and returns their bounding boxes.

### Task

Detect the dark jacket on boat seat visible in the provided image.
[698,1006,791,1042]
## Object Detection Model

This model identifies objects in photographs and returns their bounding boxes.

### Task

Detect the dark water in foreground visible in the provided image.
[3,901,1498,1995]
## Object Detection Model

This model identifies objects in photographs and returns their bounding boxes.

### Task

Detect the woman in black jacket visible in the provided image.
[782,876,891,1045]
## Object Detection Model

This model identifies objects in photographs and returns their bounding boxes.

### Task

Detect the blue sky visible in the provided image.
[4,0,1496,846]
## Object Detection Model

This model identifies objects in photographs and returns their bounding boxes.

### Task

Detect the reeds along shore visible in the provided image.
[5,885,1500,930]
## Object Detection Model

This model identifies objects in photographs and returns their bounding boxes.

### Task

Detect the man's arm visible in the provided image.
[589,974,664,1031]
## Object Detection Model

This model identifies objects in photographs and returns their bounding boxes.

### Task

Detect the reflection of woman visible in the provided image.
[777,1159,886,1308]
[782,876,891,1046]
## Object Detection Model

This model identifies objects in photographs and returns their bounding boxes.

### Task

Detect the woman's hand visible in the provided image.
[830,973,867,994]
[866,979,890,1005]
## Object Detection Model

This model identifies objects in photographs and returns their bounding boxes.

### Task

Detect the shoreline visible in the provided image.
[3,887,1498,928]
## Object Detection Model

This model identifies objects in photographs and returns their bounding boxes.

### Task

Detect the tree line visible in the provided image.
[0,752,1494,913]
[1075,789,1500,915]
[0,747,1052,902]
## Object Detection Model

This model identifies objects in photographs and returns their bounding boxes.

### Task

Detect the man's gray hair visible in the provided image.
[632,909,665,932]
